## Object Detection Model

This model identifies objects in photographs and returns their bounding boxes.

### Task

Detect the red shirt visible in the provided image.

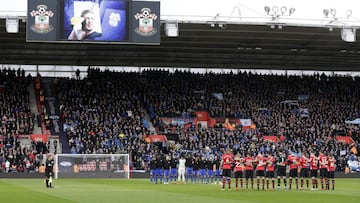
[319,154,328,169]
[266,156,275,172]
[221,153,234,170]
[256,155,266,171]
[299,156,309,169]
[288,154,299,170]
[244,156,254,171]
[327,157,336,172]
[234,158,244,172]
[310,155,318,170]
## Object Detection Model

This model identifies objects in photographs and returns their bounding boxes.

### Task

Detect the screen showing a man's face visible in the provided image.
[82,12,96,32]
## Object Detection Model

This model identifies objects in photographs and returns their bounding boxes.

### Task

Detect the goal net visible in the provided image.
[55,154,130,179]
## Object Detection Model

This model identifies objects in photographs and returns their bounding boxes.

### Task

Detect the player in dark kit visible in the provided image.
[45,154,55,188]
[276,151,288,190]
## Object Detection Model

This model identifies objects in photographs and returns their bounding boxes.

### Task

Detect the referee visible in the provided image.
[45,154,55,188]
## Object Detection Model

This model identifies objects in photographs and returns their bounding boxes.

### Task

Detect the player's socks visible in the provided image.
[283,179,287,188]
[228,178,231,189]
[246,179,249,189]
[326,178,329,190]
[272,179,275,189]
[45,179,49,187]
[289,178,292,189]
[240,178,243,189]
[251,178,254,189]
[306,179,309,189]
[331,179,335,190]
[295,178,298,189]
[222,177,226,189]
[266,179,269,190]
[301,179,304,188]
[277,178,281,188]
[257,179,260,190]
[321,178,324,189]
[236,178,238,189]
[262,179,265,190]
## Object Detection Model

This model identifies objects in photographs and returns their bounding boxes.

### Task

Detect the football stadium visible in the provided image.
[0,0,360,202]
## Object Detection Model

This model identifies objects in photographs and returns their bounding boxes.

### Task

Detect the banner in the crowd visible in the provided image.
[145,135,167,143]
[345,118,360,124]
[30,134,49,143]
[300,108,310,118]
[263,136,279,143]
[161,117,194,127]
[336,136,354,144]
[212,93,224,100]
[195,111,210,121]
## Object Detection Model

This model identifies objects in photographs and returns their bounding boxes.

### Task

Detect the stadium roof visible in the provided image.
[1,0,360,71]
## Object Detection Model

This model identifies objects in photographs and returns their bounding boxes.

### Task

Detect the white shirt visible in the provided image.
[178,158,186,169]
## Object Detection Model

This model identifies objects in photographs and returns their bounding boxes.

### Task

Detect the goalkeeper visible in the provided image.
[45,154,55,188]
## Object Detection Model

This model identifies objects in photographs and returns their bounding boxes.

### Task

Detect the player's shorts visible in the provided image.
[216,169,221,176]
[45,171,52,178]
[199,169,206,177]
[222,169,232,177]
[170,168,177,176]
[320,168,328,178]
[256,170,265,177]
[310,169,318,178]
[289,169,298,178]
[300,168,309,178]
[245,170,254,179]
[327,171,335,178]
[163,169,170,177]
[266,171,275,178]
[277,166,286,177]
[234,171,243,178]
[207,170,214,177]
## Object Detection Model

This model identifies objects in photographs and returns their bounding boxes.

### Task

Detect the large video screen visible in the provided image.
[27,0,160,44]
[62,0,128,41]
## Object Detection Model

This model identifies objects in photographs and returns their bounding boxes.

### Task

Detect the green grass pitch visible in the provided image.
[0,178,359,203]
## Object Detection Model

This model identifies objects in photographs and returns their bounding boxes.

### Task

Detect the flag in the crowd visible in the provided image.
[300,108,310,118]
[212,93,224,100]
[345,118,360,124]
[240,119,252,126]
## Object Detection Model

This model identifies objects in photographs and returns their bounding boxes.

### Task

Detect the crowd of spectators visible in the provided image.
[1,67,359,173]
[0,68,41,173]
[54,68,359,172]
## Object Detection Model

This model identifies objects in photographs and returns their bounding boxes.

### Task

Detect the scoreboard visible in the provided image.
[27,0,160,44]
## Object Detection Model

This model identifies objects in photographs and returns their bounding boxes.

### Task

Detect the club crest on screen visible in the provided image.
[30,4,54,34]
[134,8,158,36]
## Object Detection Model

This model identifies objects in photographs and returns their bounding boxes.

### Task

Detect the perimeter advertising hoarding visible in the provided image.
[27,0,160,44]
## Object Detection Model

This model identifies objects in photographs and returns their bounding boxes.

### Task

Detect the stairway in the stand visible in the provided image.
[41,78,70,153]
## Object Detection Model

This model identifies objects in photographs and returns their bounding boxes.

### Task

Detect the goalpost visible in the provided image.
[55,154,130,179]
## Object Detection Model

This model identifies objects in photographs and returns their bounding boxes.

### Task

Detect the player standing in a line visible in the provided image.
[276,151,288,190]
[220,148,234,191]
[265,153,276,190]
[288,153,299,190]
[149,156,157,183]
[214,156,222,184]
[310,152,319,190]
[299,152,311,190]
[319,151,328,190]
[244,152,255,190]
[233,153,244,190]
[327,154,336,190]
[255,153,266,190]
[163,155,171,184]
[206,157,215,184]
[177,156,186,184]
[170,155,178,184]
